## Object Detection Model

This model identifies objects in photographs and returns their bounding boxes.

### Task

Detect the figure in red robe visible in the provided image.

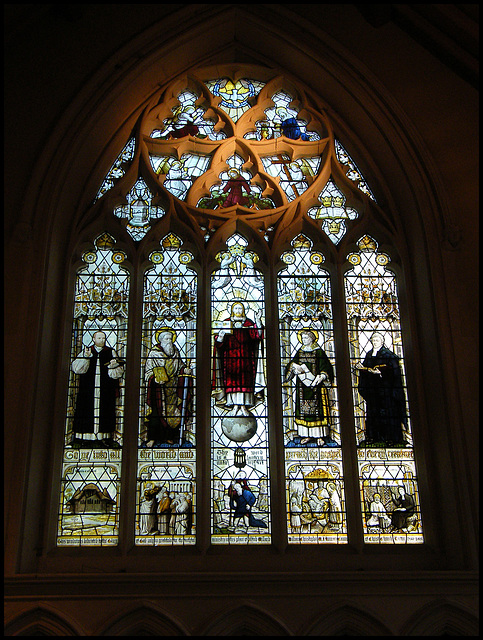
[221,169,252,208]
[212,302,264,416]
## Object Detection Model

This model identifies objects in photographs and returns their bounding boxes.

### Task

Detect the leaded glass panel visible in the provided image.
[335,139,376,201]
[307,179,359,244]
[95,138,135,201]
[57,233,129,546]
[344,236,423,543]
[278,235,346,543]
[113,177,165,241]
[211,234,270,544]
[205,78,265,122]
[136,233,197,545]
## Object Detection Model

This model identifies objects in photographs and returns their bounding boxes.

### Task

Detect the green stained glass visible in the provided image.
[197,155,275,210]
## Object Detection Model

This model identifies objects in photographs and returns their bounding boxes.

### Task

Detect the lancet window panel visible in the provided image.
[136,233,197,546]
[57,232,129,547]
[344,236,424,544]
[211,234,271,544]
[278,234,346,544]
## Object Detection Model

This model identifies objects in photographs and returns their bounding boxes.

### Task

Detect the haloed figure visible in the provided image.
[144,329,193,447]
[285,329,335,445]
[212,302,264,417]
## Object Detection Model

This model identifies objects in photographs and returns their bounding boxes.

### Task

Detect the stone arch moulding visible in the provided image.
[4,604,86,636]
[198,602,291,636]
[95,602,190,636]
[302,601,393,636]
[12,4,467,575]
[399,598,480,636]
[19,4,451,256]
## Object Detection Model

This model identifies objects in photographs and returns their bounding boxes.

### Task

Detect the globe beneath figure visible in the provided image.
[221,414,257,442]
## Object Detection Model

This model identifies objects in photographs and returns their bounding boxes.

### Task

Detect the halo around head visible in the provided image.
[297,328,319,344]
[155,327,177,344]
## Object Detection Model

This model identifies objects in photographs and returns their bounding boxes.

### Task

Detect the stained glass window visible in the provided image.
[95,138,135,202]
[335,140,376,201]
[61,68,426,550]
[211,234,271,544]
[205,78,265,121]
[308,179,359,244]
[278,235,346,543]
[150,89,226,141]
[113,177,165,241]
[344,236,423,543]
[58,233,129,546]
[136,233,197,545]
[197,154,276,210]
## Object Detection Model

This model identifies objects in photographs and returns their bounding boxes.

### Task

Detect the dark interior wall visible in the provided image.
[5,4,478,635]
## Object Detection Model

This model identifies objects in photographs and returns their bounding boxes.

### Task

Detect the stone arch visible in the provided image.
[18,4,450,250]
[9,3,464,575]
[4,604,85,636]
[96,602,189,636]
[399,598,479,636]
[198,602,291,636]
[302,602,393,636]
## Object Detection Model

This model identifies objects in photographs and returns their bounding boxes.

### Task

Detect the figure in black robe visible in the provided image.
[71,331,123,447]
[391,487,415,530]
[356,333,408,446]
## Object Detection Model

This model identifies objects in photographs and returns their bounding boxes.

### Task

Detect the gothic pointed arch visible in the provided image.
[199,603,291,636]
[4,605,85,636]
[303,602,393,636]
[399,599,480,637]
[96,602,189,636]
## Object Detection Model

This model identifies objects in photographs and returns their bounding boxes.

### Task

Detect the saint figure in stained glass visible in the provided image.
[284,329,335,446]
[275,107,310,140]
[71,330,124,449]
[221,168,252,207]
[366,492,392,529]
[161,160,192,199]
[389,486,416,531]
[212,301,264,418]
[355,332,408,447]
[198,164,275,210]
[151,90,226,141]
[143,328,194,447]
